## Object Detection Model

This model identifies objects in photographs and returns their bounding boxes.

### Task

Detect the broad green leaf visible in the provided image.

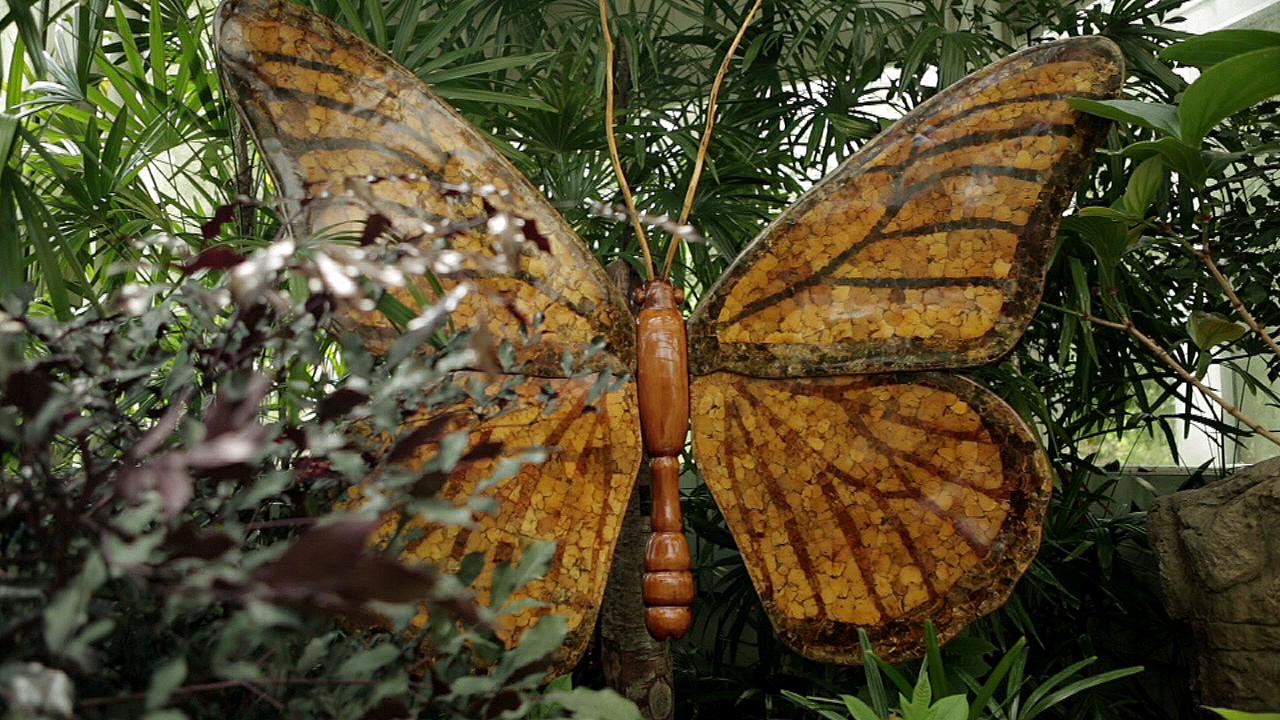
[840,694,882,720]
[1119,137,1206,187]
[1188,310,1248,350]
[43,552,108,653]
[1123,155,1164,218]
[933,695,970,720]
[295,632,340,673]
[490,539,556,608]
[900,673,931,719]
[1162,29,1280,67]
[456,550,487,586]
[0,663,74,718]
[543,687,643,720]
[1062,214,1130,292]
[498,614,566,678]
[1070,98,1181,138]
[1179,47,1280,146]
[145,656,187,711]
[1076,206,1133,222]
[335,642,401,678]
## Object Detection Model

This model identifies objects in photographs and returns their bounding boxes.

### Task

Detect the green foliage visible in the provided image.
[782,627,1141,720]
[1206,710,1280,720]
[0,236,639,717]
[1062,28,1280,452]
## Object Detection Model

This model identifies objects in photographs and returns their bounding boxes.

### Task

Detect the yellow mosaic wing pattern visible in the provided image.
[687,38,1124,376]
[688,38,1122,661]
[691,372,1050,661]
[216,0,643,672]
[375,374,642,669]
[217,0,634,375]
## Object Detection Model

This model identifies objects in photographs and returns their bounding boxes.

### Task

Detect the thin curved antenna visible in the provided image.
[599,0,655,281]
[661,0,765,280]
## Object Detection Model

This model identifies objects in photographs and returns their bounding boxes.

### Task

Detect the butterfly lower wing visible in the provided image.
[687,37,1123,376]
[691,372,1051,662]
[217,0,642,669]
[377,373,641,672]
[216,0,634,373]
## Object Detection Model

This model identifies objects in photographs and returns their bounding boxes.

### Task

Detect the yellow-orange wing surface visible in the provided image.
[687,38,1124,661]
[216,0,642,670]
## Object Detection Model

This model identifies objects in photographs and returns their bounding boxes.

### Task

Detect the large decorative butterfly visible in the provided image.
[216,0,1123,672]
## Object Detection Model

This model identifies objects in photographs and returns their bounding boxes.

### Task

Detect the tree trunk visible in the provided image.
[600,464,675,720]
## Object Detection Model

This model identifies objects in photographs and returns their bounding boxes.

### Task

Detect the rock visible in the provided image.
[1149,456,1280,710]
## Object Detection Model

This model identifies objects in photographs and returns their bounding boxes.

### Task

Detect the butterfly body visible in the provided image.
[635,279,695,638]
[217,0,1123,671]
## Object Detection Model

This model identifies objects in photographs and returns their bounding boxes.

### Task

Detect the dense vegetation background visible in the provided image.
[2,0,1279,717]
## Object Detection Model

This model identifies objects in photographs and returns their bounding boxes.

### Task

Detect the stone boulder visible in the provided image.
[1149,455,1280,710]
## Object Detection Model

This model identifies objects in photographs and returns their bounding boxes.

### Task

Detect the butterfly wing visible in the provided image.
[692,371,1051,662]
[688,37,1123,661]
[217,0,642,670]
[216,0,634,373]
[375,372,640,665]
[688,37,1122,377]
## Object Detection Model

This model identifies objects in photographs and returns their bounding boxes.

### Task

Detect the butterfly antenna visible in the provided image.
[599,0,655,281]
[660,0,764,280]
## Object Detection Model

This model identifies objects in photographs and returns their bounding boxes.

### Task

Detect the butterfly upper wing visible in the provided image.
[216,0,634,374]
[216,0,642,670]
[688,37,1123,662]
[688,37,1123,377]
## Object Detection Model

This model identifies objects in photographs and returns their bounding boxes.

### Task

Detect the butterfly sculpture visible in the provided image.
[216,0,1123,672]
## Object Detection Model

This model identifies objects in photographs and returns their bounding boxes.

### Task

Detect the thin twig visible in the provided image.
[598,0,653,280]
[1082,312,1280,448]
[79,676,395,708]
[662,0,765,279]
[1193,240,1280,358]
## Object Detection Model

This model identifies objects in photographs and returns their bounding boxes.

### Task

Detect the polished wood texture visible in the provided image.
[635,280,695,637]
[217,0,1123,669]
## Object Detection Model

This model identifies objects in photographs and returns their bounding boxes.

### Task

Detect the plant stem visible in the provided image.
[78,676,396,708]
[598,0,652,279]
[1192,241,1280,359]
[1081,313,1280,448]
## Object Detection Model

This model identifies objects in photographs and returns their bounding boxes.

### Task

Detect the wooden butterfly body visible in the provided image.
[217,0,1124,671]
